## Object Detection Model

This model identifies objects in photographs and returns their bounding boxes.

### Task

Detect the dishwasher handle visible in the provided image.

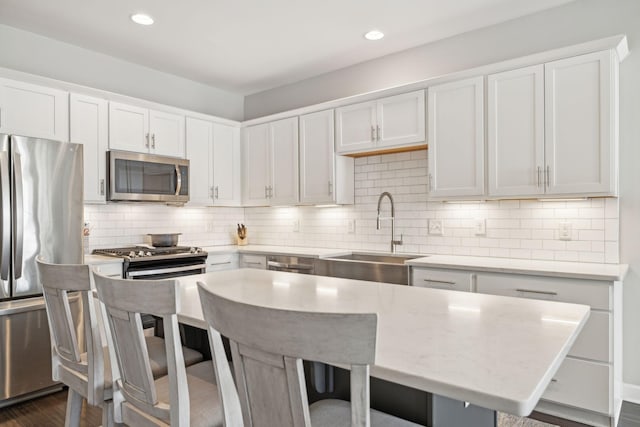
[267,261,314,271]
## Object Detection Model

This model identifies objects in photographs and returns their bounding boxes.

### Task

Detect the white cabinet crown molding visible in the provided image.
[241,35,628,127]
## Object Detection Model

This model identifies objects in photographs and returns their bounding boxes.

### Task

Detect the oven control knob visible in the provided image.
[129,251,136,258]
[190,247,197,254]
[138,250,145,257]
[145,251,152,257]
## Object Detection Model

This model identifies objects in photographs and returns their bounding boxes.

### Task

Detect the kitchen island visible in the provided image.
[177,268,589,418]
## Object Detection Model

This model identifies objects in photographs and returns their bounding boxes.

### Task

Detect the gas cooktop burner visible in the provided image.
[93,245,206,261]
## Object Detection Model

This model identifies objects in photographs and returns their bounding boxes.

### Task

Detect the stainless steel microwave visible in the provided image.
[108,150,189,204]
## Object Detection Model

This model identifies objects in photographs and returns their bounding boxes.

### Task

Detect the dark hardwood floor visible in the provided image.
[1,388,639,427]
[0,390,101,427]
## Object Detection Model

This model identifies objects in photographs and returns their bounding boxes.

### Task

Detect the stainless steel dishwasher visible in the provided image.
[267,255,315,274]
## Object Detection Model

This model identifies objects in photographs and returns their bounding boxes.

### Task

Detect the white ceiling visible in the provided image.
[0,0,574,95]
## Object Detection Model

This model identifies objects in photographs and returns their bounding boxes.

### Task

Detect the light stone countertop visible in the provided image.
[85,244,628,281]
[83,254,123,265]
[406,255,628,281]
[201,244,351,258]
[177,269,590,416]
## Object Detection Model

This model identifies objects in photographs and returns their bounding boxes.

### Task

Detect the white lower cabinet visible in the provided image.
[541,358,611,416]
[474,271,620,426]
[206,253,239,272]
[239,254,266,269]
[410,268,473,292]
[90,262,123,280]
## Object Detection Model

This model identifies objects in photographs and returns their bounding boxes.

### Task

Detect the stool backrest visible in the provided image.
[197,282,377,427]
[93,271,189,425]
[36,256,104,405]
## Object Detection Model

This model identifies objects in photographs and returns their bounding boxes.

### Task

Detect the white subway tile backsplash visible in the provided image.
[244,150,619,263]
[84,150,619,264]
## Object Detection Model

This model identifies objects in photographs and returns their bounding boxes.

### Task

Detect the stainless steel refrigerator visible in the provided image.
[0,134,83,405]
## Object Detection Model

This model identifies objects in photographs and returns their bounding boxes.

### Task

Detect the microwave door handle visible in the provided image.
[175,164,182,196]
[12,152,23,279]
[0,151,9,281]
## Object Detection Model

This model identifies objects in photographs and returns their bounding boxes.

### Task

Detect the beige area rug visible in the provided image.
[498,412,560,427]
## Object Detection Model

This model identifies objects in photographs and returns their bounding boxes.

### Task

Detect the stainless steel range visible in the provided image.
[92,246,208,279]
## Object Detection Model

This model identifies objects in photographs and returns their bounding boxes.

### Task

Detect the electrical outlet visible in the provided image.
[428,219,443,236]
[292,219,300,232]
[558,222,572,241]
[347,219,356,234]
[474,218,486,236]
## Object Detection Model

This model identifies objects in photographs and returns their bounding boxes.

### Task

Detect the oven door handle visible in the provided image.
[268,261,313,271]
[127,263,206,278]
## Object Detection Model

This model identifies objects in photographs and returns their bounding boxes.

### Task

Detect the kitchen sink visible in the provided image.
[314,252,426,285]
[327,252,422,264]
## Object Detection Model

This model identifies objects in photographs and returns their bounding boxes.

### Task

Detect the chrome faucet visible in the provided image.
[376,192,403,253]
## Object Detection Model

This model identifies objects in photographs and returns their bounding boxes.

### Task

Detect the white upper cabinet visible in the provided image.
[269,117,299,205]
[376,91,426,148]
[185,117,213,206]
[428,77,484,198]
[299,110,354,205]
[69,93,108,203]
[545,51,616,196]
[186,118,241,207]
[109,101,185,158]
[243,123,272,206]
[149,109,186,158]
[243,118,299,206]
[212,123,241,206]
[488,65,545,197]
[336,90,425,154]
[0,77,69,141]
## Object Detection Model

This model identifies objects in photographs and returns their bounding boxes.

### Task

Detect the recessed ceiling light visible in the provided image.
[131,13,154,26]
[364,30,384,41]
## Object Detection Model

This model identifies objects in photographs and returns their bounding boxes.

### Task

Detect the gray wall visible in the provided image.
[0,24,244,120]
[246,0,640,389]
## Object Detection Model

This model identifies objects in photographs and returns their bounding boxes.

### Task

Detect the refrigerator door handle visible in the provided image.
[0,151,9,281]
[12,152,23,280]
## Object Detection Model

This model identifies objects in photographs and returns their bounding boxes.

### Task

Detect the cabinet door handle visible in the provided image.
[214,186,219,199]
[328,181,333,195]
[423,279,456,285]
[428,174,433,191]
[209,261,231,266]
[371,126,375,142]
[100,179,105,196]
[145,133,150,148]
[376,125,381,141]
[545,166,550,187]
[537,166,541,188]
[515,288,558,296]
[151,134,156,149]
[265,185,268,198]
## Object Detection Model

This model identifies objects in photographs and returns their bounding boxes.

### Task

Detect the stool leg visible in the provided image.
[64,389,83,427]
